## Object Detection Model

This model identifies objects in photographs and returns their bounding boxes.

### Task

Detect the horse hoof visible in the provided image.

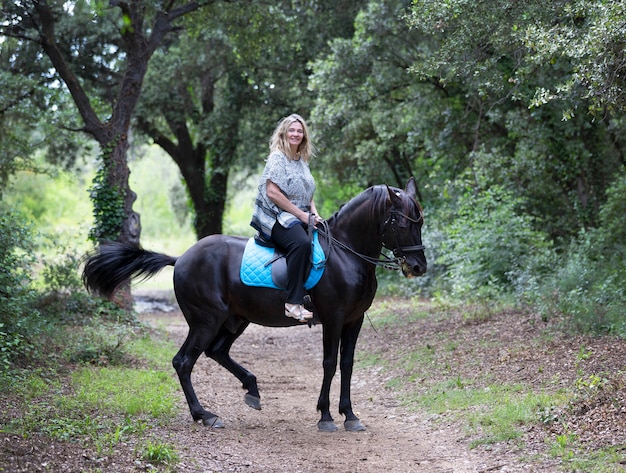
[244,393,262,410]
[202,416,225,428]
[317,421,338,432]
[344,419,366,432]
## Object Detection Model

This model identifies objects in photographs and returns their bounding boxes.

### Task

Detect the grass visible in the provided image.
[553,445,626,473]
[356,351,386,369]
[128,333,178,369]
[68,366,177,417]
[399,376,559,447]
[141,439,180,464]
[9,369,57,400]
[6,365,177,434]
[1,324,182,467]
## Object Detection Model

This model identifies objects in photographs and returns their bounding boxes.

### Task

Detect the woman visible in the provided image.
[251,114,323,322]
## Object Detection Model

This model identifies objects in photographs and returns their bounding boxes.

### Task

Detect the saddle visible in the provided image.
[240,231,326,290]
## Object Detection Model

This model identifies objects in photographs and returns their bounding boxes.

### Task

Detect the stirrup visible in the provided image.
[285,303,313,322]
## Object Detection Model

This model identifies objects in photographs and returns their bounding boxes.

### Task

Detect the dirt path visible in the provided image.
[6,292,626,472]
[145,307,534,473]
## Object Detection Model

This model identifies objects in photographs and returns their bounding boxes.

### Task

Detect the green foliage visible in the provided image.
[128,334,178,370]
[69,366,177,417]
[521,1,626,114]
[0,209,40,374]
[0,39,45,192]
[311,0,440,190]
[4,164,94,242]
[0,325,26,375]
[405,0,625,241]
[433,185,553,299]
[4,364,175,459]
[34,242,132,326]
[0,8,94,179]
[41,250,83,294]
[0,191,122,378]
[531,236,626,335]
[525,174,626,334]
[0,209,36,302]
[63,323,136,366]
[88,143,125,243]
[0,206,135,379]
[3,0,626,344]
[594,173,626,257]
[397,0,626,325]
[141,440,180,465]
[36,249,138,365]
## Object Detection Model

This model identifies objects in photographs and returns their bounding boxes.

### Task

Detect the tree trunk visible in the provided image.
[197,170,229,238]
[109,133,141,246]
[32,0,206,308]
[158,143,229,239]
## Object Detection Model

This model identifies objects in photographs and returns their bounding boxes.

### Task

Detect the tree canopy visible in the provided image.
[2,0,626,330]
[396,0,626,318]
[133,0,361,237]
[1,0,223,247]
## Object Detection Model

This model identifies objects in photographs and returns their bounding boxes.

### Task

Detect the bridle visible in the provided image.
[313,207,426,271]
[382,209,426,260]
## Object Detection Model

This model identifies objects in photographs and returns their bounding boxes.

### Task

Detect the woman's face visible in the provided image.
[286,121,304,152]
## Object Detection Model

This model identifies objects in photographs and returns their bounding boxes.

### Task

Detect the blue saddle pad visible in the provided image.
[240,231,326,290]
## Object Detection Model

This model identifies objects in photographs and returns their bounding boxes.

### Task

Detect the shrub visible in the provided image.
[434,185,553,299]
[0,209,40,374]
[529,175,626,334]
[62,322,137,366]
[40,248,83,294]
[0,208,137,379]
[35,243,134,325]
[34,248,140,366]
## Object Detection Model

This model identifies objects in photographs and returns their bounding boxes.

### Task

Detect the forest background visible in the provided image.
[1,0,626,406]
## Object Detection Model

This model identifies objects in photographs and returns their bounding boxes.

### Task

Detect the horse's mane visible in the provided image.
[326,183,422,228]
[327,185,391,226]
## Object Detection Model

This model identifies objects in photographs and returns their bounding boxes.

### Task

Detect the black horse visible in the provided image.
[82,178,427,432]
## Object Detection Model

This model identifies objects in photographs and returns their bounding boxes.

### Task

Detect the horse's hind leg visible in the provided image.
[205,323,262,410]
[172,325,224,427]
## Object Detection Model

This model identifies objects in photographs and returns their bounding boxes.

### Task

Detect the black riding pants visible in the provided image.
[271,222,311,305]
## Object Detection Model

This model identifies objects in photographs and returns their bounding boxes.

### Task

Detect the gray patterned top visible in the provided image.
[250,151,316,239]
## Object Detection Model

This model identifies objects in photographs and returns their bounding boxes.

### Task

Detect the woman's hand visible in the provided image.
[310,214,323,226]
[310,199,323,226]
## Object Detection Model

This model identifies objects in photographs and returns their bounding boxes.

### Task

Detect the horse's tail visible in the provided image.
[82,241,178,299]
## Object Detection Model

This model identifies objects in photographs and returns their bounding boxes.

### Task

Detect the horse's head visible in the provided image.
[382,178,427,278]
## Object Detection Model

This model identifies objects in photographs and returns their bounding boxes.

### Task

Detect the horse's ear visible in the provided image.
[386,184,402,207]
[405,177,416,199]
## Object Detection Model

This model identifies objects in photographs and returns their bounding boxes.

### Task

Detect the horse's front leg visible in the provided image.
[317,326,341,432]
[339,317,366,431]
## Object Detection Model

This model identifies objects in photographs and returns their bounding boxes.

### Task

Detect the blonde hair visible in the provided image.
[269,113,315,162]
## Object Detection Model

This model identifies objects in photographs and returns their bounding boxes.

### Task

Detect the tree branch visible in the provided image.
[33,1,104,138]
